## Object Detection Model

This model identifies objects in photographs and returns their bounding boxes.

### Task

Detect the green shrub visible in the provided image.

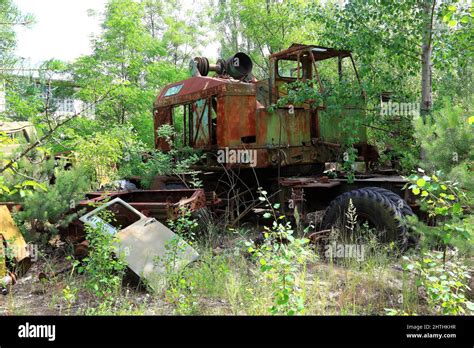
[245,221,315,315]
[116,124,200,188]
[15,165,92,238]
[406,170,472,254]
[402,251,474,315]
[73,128,126,186]
[414,100,473,193]
[76,209,126,300]
[245,189,317,315]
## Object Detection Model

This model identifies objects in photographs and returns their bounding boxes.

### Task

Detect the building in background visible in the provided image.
[0,79,6,113]
[0,73,94,120]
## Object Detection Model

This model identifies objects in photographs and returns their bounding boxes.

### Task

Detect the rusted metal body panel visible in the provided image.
[269,43,352,61]
[154,77,257,152]
[318,107,367,144]
[217,94,256,148]
[269,44,366,145]
[155,76,228,108]
[154,107,172,151]
[80,189,207,222]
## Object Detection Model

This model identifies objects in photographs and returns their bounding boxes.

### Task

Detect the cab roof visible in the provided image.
[270,43,352,61]
[154,76,255,108]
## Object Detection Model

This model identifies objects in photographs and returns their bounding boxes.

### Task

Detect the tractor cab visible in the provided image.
[267,43,364,105]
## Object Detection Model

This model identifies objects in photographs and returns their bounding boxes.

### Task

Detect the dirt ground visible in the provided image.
[1,260,69,315]
[0,228,439,316]
[0,255,173,315]
[0,253,408,316]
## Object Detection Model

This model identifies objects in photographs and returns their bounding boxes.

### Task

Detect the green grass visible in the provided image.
[2,223,472,316]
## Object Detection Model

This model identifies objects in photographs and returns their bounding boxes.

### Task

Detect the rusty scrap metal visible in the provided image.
[0,205,31,295]
[57,188,214,248]
[192,52,253,80]
[308,229,331,243]
[80,189,207,221]
[279,177,341,189]
[154,43,369,171]
[80,198,199,291]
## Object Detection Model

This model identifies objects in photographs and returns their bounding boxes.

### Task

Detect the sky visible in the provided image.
[13,0,219,68]
[14,0,107,66]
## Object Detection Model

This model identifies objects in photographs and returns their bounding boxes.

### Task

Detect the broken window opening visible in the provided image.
[277,59,303,79]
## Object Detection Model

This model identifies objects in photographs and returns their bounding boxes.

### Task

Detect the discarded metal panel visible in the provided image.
[59,188,211,248]
[0,205,29,264]
[80,198,199,291]
[118,216,199,290]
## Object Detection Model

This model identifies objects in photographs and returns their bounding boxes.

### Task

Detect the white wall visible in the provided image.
[0,79,6,113]
[53,98,95,119]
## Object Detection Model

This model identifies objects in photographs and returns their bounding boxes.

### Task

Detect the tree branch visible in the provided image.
[350,5,423,59]
[0,89,114,175]
[0,21,33,26]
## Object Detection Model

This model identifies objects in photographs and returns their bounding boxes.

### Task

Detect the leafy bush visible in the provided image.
[167,206,199,244]
[15,165,92,238]
[406,169,472,253]
[0,134,50,198]
[73,128,128,186]
[0,176,47,199]
[245,189,317,315]
[246,221,315,315]
[116,124,200,188]
[402,251,474,315]
[414,100,473,192]
[164,271,199,315]
[76,209,126,300]
[118,149,174,189]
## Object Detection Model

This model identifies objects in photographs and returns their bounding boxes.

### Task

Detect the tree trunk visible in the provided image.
[420,0,436,123]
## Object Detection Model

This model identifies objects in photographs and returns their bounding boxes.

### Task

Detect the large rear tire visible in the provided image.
[369,187,417,247]
[369,187,414,217]
[321,187,408,247]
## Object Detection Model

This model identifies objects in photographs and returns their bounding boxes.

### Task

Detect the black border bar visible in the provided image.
[0,315,472,346]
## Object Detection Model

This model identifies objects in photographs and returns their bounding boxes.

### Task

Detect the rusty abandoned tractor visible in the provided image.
[153,43,417,248]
